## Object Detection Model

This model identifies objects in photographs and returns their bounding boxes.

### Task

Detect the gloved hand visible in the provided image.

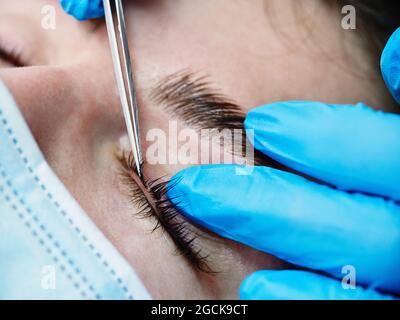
[60,0,104,21]
[167,28,400,300]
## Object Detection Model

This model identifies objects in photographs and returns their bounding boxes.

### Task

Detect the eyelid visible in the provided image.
[0,36,27,67]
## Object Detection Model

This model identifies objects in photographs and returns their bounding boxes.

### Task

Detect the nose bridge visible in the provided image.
[68,61,121,120]
[0,64,121,148]
[0,66,83,145]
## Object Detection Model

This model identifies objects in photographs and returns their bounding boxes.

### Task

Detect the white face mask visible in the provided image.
[0,80,151,300]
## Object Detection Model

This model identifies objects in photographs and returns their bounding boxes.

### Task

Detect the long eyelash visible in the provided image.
[119,152,214,274]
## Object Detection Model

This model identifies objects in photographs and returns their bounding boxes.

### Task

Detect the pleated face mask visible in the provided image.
[0,80,151,300]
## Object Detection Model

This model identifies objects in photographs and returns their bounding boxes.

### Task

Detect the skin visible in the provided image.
[0,0,396,299]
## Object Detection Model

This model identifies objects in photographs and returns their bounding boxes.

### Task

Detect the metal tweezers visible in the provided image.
[103,0,143,177]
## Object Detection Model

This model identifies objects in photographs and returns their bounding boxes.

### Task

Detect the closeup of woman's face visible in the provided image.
[0,0,395,299]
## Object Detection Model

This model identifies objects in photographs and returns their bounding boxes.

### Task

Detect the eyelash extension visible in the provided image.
[0,37,26,67]
[119,152,214,274]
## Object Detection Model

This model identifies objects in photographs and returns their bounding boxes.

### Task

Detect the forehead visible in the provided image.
[1,1,383,111]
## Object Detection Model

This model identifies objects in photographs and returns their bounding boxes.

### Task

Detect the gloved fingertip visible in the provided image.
[167,164,235,207]
[245,102,287,154]
[245,100,336,127]
[59,0,104,21]
[244,101,332,157]
[240,271,278,300]
[245,103,280,129]
[166,164,262,239]
[381,27,400,104]
[166,166,204,217]
[245,101,308,130]
[167,166,194,201]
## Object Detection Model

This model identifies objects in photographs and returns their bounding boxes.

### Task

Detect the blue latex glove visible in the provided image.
[168,28,400,300]
[59,0,104,21]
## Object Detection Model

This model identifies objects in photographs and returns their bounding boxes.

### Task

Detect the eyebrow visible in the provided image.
[150,70,284,168]
[150,71,244,130]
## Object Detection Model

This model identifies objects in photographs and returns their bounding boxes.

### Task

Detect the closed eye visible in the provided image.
[118,151,214,274]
